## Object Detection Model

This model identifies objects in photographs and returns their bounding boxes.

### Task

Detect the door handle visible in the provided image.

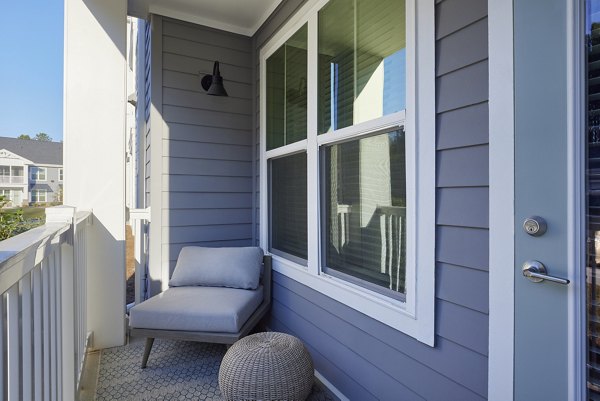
[522,260,570,285]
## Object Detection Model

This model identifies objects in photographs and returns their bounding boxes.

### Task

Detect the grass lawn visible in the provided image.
[21,207,46,221]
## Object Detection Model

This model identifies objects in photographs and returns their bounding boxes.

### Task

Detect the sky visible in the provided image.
[0,1,64,141]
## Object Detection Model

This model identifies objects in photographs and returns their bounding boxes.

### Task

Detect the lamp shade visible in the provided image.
[201,61,228,97]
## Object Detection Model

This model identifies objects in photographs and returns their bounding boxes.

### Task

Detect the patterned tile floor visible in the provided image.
[95,337,335,401]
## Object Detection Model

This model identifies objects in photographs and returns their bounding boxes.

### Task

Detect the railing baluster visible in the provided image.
[6,284,20,401]
[33,265,43,401]
[49,253,57,401]
[0,293,5,400]
[55,249,63,401]
[21,273,32,401]
[396,215,402,292]
[389,215,394,290]
[380,213,387,274]
[43,260,51,401]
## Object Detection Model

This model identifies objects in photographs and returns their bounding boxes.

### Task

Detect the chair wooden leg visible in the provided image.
[141,337,155,369]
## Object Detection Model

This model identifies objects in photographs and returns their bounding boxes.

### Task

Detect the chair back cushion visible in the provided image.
[169,246,263,290]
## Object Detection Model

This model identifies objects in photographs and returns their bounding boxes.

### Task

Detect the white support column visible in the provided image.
[64,0,127,348]
[23,165,29,206]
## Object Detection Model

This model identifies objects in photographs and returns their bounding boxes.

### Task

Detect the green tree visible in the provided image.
[34,132,53,142]
[17,134,31,140]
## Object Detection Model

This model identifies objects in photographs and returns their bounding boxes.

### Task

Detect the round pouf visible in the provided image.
[219,332,314,401]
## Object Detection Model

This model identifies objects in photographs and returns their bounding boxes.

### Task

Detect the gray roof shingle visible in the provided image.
[0,137,63,165]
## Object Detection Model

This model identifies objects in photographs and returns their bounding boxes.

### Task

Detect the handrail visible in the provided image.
[0,222,70,295]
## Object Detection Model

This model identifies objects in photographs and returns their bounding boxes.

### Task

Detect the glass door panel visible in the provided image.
[587,1,600,398]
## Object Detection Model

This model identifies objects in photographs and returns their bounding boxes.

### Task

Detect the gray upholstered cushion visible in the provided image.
[129,286,264,333]
[169,246,263,290]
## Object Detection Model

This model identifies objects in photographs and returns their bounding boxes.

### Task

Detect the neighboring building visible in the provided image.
[0,137,63,206]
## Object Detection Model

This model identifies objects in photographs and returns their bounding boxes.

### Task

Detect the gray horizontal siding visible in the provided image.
[436,102,488,150]
[163,70,253,99]
[436,60,488,113]
[272,273,488,400]
[253,0,490,399]
[437,145,489,187]
[437,226,489,271]
[162,157,252,176]
[166,123,252,145]
[156,17,254,272]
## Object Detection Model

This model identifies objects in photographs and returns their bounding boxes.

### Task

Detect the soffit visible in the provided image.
[128,0,283,36]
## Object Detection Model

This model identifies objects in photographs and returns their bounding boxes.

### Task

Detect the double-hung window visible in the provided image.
[260,0,435,344]
[31,189,46,203]
[30,167,47,181]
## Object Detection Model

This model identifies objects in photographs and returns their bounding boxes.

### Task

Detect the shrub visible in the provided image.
[0,197,44,240]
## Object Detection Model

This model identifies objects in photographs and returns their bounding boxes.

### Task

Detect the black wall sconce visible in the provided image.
[201,61,228,97]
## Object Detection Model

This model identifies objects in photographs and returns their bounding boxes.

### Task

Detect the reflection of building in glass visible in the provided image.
[587,8,600,397]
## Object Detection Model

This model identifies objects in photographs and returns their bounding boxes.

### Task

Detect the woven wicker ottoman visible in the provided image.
[219,332,314,401]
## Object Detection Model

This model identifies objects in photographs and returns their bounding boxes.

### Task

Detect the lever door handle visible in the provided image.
[522,260,570,285]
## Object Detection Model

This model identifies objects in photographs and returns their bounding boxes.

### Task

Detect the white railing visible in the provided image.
[379,206,406,292]
[129,207,150,304]
[0,206,92,401]
[335,204,352,250]
[0,176,24,184]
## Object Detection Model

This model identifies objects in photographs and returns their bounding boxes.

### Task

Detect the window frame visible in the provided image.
[31,189,46,203]
[30,167,47,181]
[259,0,435,345]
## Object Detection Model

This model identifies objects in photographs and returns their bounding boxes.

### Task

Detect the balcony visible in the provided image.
[0,207,336,401]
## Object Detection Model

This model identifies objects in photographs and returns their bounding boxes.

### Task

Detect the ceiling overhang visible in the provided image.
[128,0,283,36]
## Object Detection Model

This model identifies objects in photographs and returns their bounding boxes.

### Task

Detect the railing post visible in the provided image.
[130,208,151,305]
[46,206,76,401]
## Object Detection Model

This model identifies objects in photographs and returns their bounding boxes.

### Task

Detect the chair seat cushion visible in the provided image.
[129,286,264,333]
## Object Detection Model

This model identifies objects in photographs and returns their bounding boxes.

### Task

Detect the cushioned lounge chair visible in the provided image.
[129,246,272,368]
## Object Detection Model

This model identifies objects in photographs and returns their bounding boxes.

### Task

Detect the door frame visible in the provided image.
[488,0,515,399]
[488,0,584,400]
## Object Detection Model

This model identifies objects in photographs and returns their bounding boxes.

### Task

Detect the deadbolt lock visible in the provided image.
[523,216,547,237]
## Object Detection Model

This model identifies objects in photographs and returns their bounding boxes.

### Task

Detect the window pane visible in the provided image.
[318,0,406,134]
[323,129,406,295]
[270,153,307,260]
[266,24,308,150]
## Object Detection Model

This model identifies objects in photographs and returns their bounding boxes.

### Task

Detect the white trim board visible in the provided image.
[314,370,349,401]
[487,0,515,399]
[567,1,585,399]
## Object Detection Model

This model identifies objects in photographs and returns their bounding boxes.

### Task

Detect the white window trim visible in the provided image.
[259,0,435,345]
[30,167,47,181]
[31,189,47,203]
